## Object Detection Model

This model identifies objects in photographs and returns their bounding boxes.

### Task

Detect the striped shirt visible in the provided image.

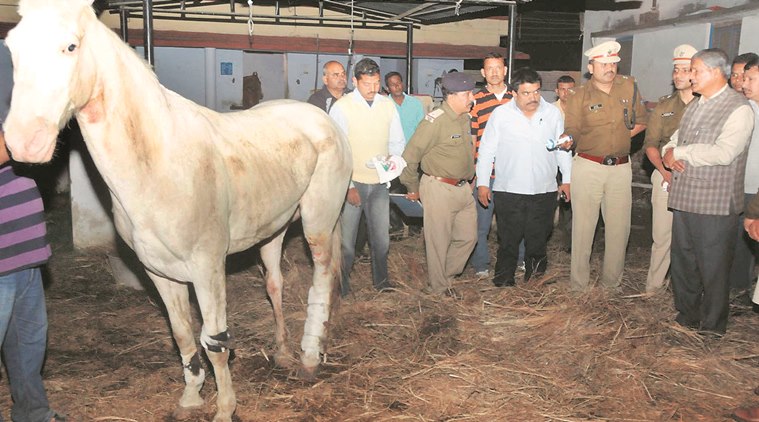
[0,164,50,276]
[471,87,512,177]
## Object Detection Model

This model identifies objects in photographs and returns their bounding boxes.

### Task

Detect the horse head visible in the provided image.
[3,0,98,163]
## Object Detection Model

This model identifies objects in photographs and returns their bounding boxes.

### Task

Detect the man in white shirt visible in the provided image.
[476,68,572,286]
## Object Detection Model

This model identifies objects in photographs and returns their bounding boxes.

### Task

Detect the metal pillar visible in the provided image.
[119,8,129,42]
[507,3,516,83]
[143,0,154,66]
[406,23,414,94]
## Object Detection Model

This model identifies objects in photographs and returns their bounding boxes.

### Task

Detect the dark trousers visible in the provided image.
[728,193,758,290]
[493,191,557,284]
[671,210,738,334]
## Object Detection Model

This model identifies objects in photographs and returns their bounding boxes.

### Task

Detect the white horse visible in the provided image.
[2,0,352,420]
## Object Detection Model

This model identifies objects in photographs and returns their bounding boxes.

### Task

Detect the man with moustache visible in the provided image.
[730,53,759,94]
[662,48,753,335]
[552,75,576,252]
[564,40,648,292]
[330,58,405,296]
[642,44,697,294]
[469,53,514,279]
[385,71,424,236]
[400,72,478,299]
[476,68,572,286]
[308,60,348,113]
[553,75,575,119]
[385,71,424,143]
[728,55,759,296]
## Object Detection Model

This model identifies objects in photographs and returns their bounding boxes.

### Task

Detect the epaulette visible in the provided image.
[659,92,675,102]
[425,108,445,123]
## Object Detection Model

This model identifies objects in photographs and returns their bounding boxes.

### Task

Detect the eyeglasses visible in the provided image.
[516,89,541,97]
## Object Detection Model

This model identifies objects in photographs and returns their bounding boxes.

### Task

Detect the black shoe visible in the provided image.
[731,289,753,306]
[674,313,699,330]
[524,258,547,282]
[493,278,515,287]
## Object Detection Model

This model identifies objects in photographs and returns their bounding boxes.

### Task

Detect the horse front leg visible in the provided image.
[146,272,206,417]
[299,222,342,378]
[193,264,236,422]
[260,230,295,367]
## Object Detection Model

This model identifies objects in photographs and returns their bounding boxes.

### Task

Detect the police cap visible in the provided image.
[442,72,476,92]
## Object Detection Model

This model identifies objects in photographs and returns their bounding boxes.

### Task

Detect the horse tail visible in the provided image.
[328,218,343,313]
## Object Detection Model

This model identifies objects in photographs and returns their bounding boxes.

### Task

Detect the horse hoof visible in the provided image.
[297,364,320,381]
[273,351,297,369]
[172,405,203,421]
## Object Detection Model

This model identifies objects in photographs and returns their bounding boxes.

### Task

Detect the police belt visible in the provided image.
[578,153,629,166]
[425,174,468,187]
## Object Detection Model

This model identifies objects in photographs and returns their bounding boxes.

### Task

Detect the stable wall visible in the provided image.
[581,0,752,100]
[630,24,711,100]
[739,13,759,54]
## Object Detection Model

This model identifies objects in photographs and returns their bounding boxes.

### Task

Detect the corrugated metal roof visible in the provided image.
[102,0,516,27]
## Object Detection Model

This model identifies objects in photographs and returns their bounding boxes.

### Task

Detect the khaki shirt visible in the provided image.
[643,92,690,151]
[400,101,475,193]
[564,74,648,156]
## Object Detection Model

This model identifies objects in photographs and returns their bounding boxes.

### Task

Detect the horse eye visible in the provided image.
[67,44,77,52]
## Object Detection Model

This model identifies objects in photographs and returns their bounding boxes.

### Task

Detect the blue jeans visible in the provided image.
[340,182,390,295]
[471,178,495,273]
[0,267,55,422]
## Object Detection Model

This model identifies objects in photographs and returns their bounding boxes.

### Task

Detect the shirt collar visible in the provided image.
[351,88,382,106]
[699,84,729,103]
[507,96,548,117]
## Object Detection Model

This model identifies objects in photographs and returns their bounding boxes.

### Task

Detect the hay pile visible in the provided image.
[0,195,756,421]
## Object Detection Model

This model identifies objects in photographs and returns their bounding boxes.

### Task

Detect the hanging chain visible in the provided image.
[455,0,462,16]
[348,1,354,55]
[247,0,254,36]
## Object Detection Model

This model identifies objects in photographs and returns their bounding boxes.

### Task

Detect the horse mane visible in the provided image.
[72,0,214,157]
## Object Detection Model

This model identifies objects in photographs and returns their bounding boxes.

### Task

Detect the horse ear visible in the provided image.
[91,0,108,16]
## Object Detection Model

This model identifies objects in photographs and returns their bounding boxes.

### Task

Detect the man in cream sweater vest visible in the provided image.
[330,58,405,296]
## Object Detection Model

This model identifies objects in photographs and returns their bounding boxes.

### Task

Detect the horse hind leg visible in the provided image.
[145,272,206,418]
[259,229,296,368]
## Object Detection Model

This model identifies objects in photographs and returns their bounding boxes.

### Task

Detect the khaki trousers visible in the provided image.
[646,170,672,292]
[419,175,477,293]
[570,156,632,291]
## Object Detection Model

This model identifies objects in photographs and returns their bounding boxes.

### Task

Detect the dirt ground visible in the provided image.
[0,187,757,422]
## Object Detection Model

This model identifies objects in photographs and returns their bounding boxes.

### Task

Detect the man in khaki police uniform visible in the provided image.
[564,40,648,291]
[401,72,477,299]
[643,44,697,294]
